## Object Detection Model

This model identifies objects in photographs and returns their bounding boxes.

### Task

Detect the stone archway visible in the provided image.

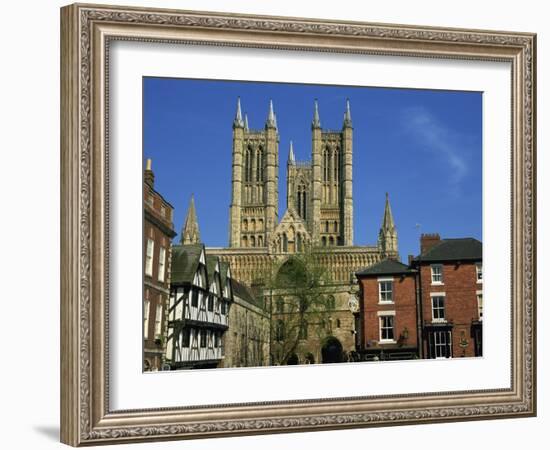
[321,336,343,364]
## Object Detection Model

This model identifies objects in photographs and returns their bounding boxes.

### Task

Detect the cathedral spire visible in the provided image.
[233,97,244,128]
[343,98,352,128]
[244,113,249,131]
[288,140,295,165]
[378,193,398,256]
[312,98,321,129]
[381,193,395,231]
[266,99,277,129]
[181,195,201,245]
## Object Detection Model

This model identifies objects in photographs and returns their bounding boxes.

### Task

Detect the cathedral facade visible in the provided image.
[196,97,399,363]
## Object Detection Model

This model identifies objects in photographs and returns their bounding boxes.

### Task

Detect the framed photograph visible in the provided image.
[60,3,536,446]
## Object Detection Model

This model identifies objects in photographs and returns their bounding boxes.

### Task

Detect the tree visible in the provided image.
[262,250,334,365]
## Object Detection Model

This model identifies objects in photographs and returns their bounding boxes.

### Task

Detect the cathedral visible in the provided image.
[178,97,400,363]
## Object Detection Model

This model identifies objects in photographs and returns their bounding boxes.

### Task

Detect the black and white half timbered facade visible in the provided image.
[165,243,234,369]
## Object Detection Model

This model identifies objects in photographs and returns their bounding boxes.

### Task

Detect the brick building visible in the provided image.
[355,259,419,360]
[413,234,483,358]
[354,234,483,361]
[143,159,176,371]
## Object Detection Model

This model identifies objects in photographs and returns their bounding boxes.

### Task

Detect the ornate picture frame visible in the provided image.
[60,3,536,446]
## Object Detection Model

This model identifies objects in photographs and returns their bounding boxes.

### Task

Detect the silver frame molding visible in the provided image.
[60,3,536,446]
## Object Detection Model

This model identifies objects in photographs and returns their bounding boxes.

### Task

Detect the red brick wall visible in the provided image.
[143,183,175,370]
[358,274,418,350]
[420,262,482,357]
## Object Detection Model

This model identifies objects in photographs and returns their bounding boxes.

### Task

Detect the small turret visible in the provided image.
[343,98,352,128]
[266,99,277,129]
[288,140,295,165]
[233,97,244,129]
[312,98,321,129]
[181,195,201,245]
[378,193,398,257]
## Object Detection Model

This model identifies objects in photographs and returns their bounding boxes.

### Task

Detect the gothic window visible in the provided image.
[323,148,330,182]
[242,236,248,247]
[258,235,263,247]
[297,191,302,216]
[329,236,334,246]
[250,236,256,247]
[296,234,302,252]
[245,145,252,182]
[327,295,336,310]
[336,318,341,328]
[334,221,338,233]
[322,236,327,247]
[335,148,340,182]
[283,233,288,253]
[275,320,285,341]
[325,221,329,233]
[243,219,248,231]
[302,191,307,220]
[256,147,264,182]
[299,321,308,340]
[258,218,263,230]
[251,218,256,231]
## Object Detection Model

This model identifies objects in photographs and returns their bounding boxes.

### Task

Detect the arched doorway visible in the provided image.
[321,336,343,364]
[287,353,299,365]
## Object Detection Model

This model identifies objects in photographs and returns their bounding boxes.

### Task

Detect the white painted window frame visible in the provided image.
[145,238,154,277]
[430,264,444,285]
[377,277,394,304]
[430,292,447,323]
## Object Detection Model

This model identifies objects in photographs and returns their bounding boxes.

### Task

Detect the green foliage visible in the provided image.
[261,249,335,365]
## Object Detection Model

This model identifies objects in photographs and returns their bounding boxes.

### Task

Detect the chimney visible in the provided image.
[420,233,441,255]
[144,158,154,188]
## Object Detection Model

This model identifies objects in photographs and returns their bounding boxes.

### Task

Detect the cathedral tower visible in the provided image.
[309,99,354,247]
[229,98,279,248]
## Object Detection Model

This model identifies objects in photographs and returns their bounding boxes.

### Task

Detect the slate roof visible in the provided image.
[355,259,415,277]
[414,238,482,263]
[231,279,265,310]
[170,243,204,285]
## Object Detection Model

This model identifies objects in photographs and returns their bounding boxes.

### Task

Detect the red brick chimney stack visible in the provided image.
[420,233,441,254]
[144,158,155,188]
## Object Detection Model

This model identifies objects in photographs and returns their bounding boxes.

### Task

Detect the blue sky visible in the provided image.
[143,77,482,260]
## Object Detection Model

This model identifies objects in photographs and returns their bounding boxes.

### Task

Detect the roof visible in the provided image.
[414,238,482,263]
[170,243,204,284]
[355,259,415,277]
[231,279,265,310]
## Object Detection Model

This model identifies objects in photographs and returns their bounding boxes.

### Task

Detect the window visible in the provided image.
[276,298,284,313]
[379,315,394,341]
[154,304,163,336]
[431,295,446,322]
[299,321,308,340]
[191,288,198,307]
[200,330,207,348]
[182,328,191,347]
[431,264,443,284]
[378,280,393,303]
[157,246,166,282]
[221,300,226,315]
[207,294,214,311]
[428,330,452,358]
[145,239,154,277]
[477,292,483,320]
[327,295,336,310]
[275,320,285,341]
[476,263,483,283]
[336,318,341,328]
[143,300,150,339]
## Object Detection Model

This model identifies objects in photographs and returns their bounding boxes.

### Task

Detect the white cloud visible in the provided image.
[402,106,469,194]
